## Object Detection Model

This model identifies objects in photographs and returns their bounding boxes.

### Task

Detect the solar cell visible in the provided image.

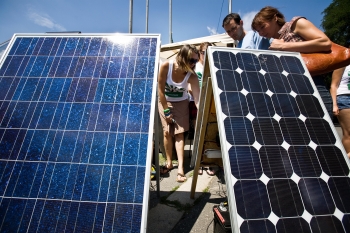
[0,34,160,232]
[207,47,350,233]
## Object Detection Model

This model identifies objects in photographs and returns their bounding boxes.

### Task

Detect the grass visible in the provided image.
[158,153,179,167]
[155,154,212,212]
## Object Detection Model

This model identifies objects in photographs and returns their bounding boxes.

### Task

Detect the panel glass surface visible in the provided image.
[0,34,159,233]
[208,47,350,233]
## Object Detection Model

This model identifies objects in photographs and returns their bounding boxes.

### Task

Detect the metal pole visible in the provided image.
[129,0,133,33]
[169,0,172,43]
[146,0,149,33]
[228,0,232,14]
[154,91,160,197]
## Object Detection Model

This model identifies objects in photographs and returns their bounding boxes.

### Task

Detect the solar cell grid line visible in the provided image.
[0,33,160,233]
[33,37,102,233]
[93,41,123,233]
[93,38,124,233]
[207,46,350,233]
[21,36,139,231]
[2,35,78,232]
[0,74,50,209]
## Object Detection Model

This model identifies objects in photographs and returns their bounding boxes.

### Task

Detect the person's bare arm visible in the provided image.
[188,74,200,109]
[158,62,173,124]
[330,67,345,116]
[269,18,331,53]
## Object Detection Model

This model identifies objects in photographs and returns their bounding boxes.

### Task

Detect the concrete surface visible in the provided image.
[147,204,184,233]
[147,138,227,233]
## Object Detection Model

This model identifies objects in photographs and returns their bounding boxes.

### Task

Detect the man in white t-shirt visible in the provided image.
[222,13,270,50]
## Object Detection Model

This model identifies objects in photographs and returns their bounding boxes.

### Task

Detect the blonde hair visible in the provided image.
[176,44,199,74]
[199,42,213,51]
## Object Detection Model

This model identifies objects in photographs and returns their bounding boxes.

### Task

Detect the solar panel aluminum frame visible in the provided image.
[0,33,161,233]
[0,40,11,64]
[206,46,350,233]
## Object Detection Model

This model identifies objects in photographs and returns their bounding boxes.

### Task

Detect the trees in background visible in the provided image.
[321,0,350,46]
[320,0,349,120]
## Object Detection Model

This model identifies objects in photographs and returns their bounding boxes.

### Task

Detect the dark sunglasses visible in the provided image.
[200,51,205,55]
[189,58,198,64]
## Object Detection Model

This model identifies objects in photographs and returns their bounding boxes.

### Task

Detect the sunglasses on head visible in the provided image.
[189,58,198,64]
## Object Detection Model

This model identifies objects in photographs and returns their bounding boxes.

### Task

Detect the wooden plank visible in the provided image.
[190,55,214,198]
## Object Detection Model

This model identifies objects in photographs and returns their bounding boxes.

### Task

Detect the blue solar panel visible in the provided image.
[207,47,350,233]
[0,34,160,232]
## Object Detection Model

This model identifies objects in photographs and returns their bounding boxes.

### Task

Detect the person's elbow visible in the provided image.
[330,83,338,91]
[319,38,332,52]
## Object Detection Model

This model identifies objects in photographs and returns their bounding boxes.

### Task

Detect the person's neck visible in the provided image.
[240,30,247,41]
[273,25,283,39]
[174,64,187,75]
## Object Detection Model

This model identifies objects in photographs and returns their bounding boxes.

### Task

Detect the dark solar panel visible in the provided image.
[208,47,350,233]
[0,34,160,232]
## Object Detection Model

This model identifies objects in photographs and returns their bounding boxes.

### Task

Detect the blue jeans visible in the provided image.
[337,95,350,110]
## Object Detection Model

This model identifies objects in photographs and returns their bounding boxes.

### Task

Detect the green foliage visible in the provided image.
[321,0,350,46]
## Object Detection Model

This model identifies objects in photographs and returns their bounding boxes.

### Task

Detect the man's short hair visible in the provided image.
[222,13,241,27]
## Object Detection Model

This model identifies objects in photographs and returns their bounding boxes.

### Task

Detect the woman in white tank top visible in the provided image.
[158,44,200,182]
[331,63,350,159]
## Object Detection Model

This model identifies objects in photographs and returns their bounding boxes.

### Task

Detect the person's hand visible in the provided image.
[165,114,175,124]
[269,39,285,51]
[333,105,340,116]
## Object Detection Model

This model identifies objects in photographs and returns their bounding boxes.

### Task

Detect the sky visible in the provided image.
[0,0,333,46]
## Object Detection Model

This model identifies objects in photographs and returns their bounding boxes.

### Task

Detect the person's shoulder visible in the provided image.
[239,31,255,49]
[245,31,255,38]
[189,72,199,80]
[290,16,307,25]
[161,60,171,68]
[292,16,314,32]
[162,60,171,65]
[251,31,261,38]
[250,31,270,50]
[291,16,306,21]
[195,62,203,72]
[244,31,262,41]
[159,60,171,74]
[243,31,262,40]
[345,64,350,72]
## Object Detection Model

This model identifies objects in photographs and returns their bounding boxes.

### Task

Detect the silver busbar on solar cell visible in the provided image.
[207,46,350,233]
[0,33,160,233]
